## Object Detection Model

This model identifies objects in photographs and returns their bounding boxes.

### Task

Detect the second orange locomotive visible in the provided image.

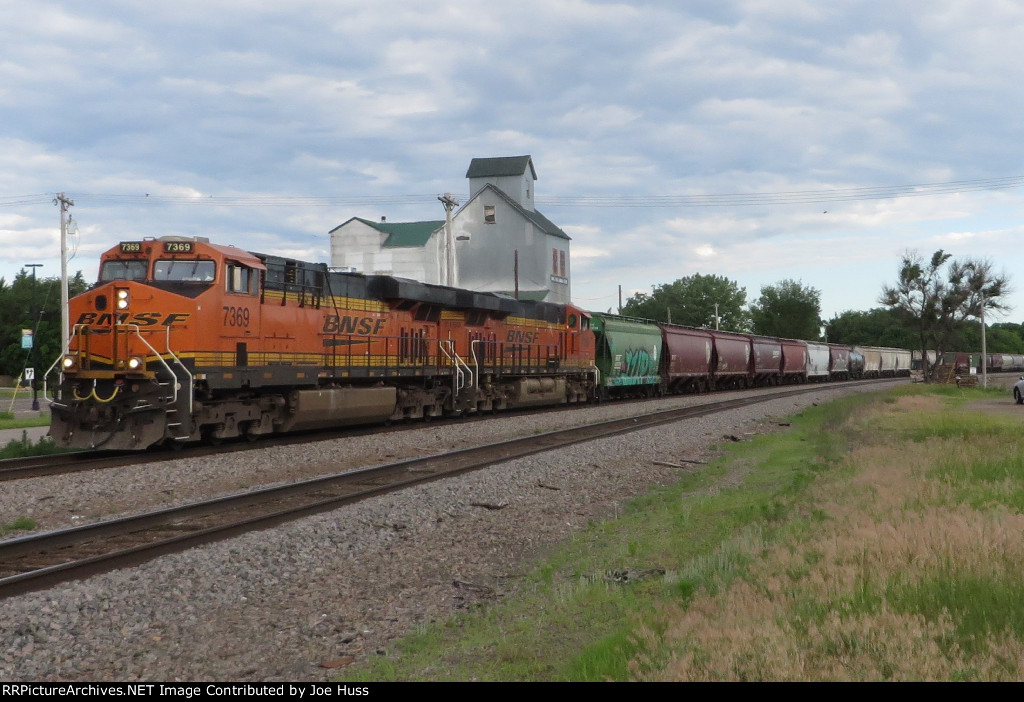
[50,237,597,450]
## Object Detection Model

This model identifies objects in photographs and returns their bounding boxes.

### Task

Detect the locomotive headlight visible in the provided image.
[61,355,77,371]
[116,288,130,310]
[127,356,144,371]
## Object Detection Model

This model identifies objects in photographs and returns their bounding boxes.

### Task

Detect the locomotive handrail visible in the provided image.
[439,340,473,392]
[120,324,192,416]
[456,342,475,388]
[42,323,92,405]
[470,339,482,386]
[162,325,193,416]
[439,341,463,392]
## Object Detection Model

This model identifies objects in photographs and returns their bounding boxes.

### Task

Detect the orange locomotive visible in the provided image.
[49,237,598,450]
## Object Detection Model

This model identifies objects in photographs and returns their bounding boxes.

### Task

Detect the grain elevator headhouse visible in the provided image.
[329,155,572,304]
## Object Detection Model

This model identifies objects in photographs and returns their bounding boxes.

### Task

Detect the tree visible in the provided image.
[959,321,1024,355]
[824,308,918,348]
[0,269,88,380]
[621,273,751,331]
[991,322,1024,351]
[879,250,1011,379]
[750,279,823,340]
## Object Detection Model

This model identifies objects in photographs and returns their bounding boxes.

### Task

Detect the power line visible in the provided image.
[0,194,54,208]
[72,193,442,207]
[538,176,1024,207]
[1,175,1022,210]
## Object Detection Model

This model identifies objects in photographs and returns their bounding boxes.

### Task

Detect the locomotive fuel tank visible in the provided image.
[505,377,568,407]
[277,386,397,432]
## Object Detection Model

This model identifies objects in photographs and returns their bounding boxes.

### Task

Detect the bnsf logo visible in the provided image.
[322,315,387,335]
[75,312,191,326]
[507,330,538,344]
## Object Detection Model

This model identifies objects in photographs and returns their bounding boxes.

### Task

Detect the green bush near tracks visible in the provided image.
[0,431,65,459]
[0,516,37,537]
[336,385,1024,682]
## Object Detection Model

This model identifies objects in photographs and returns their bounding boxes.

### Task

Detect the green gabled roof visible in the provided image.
[475,184,570,240]
[350,217,444,248]
[466,155,536,180]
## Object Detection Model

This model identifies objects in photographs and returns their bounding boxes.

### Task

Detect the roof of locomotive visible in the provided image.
[253,249,576,323]
[101,237,266,269]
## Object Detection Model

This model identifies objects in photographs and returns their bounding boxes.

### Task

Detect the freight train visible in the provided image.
[46,237,910,450]
[913,350,1024,375]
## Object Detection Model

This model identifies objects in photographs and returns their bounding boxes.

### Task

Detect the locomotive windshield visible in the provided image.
[99,259,148,282]
[154,259,216,282]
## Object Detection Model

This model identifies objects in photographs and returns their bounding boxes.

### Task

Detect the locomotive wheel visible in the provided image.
[203,426,224,446]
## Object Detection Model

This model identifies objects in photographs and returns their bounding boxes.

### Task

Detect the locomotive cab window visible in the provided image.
[99,259,148,282]
[154,259,216,282]
[226,262,256,295]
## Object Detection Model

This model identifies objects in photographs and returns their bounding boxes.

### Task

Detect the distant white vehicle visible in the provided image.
[1014,376,1024,404]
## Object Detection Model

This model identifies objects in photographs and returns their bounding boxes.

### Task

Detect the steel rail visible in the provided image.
[0,379,900,598]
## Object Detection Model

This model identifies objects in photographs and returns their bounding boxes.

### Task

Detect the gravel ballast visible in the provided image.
[1,383,901,681]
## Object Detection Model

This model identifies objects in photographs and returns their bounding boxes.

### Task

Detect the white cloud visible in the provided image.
[1,0,1024,320]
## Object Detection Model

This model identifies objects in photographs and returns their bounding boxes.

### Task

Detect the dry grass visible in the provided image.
[631,394,1024,681]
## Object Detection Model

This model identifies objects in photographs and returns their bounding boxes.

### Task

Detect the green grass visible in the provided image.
[338,395,870,682]
[0,413,50,430]
[0,431,64,458]
[0,516,37,537]
[335,385,1024,681]
[888,576,1024,654]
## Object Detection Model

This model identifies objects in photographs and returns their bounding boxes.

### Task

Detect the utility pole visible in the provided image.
[981,290,987,389]
[513,250,519,300]
[437,193,459,287]
[25,263,42,411]
[55,193,74,355]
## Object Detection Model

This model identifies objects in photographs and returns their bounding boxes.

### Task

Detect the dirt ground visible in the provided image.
[961,373,1024,417]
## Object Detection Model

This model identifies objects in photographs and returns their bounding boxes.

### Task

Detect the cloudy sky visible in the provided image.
[3,0,1024,323]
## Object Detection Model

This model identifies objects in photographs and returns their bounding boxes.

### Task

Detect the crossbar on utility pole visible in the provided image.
[438,193,459,287]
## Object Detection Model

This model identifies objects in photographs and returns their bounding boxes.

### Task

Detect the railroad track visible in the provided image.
[0,378,882,482]
[0,379,900,599]
[0,422,417,482]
